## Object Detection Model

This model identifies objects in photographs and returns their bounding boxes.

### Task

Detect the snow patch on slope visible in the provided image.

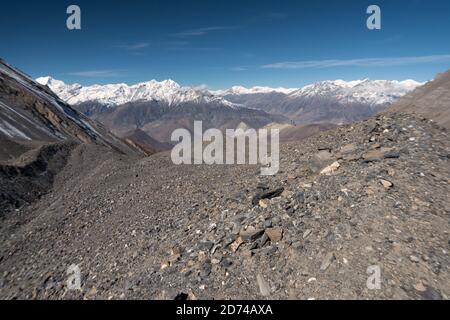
[0,62,102,140]
[0,120,32,140]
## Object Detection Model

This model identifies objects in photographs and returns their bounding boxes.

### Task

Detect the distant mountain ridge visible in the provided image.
[36,77,288,143]
[218,79,424,124]
[35,76,424,143]
[36,76,236,108]
[37,76,422,111]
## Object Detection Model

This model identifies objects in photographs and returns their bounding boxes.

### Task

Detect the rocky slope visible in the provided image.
[0,59,141,156]
[1,64,448,300]
[123,129,172,155]
[0,112,448,300]
[275,123,338,143]
[387,70,450,129]
[0,59,145,213]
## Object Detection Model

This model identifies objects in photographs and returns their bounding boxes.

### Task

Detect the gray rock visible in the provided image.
[221,259,233,268]
[252,188,285,206]
[320,252,335,271]
[240,228,264,242]
[303,229,312,239]
[256,274,271,297]
[197,241,214,251]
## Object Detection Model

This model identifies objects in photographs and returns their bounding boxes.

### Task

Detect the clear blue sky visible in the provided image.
[1,0,450,89]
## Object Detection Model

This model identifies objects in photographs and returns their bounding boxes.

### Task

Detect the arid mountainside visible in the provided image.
[123,129,172,155]
[0,64,449,300]
[0,60,144,213]
[265,123,338,143]
[0,112,448,300]
[80,100,286,143]
[387,70,450,129]
[0,59,140,157]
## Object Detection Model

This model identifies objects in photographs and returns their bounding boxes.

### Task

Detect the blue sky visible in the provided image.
[1,0,450,89]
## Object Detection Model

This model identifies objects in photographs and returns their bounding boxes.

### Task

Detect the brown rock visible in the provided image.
[240,227,264,242]
[230,237,243,252]
[265,227,283,242]
[380,179,393,189]
[320,161,340,175]
[340,143,357,154]
[259,199,268,208]
[363,147,399,162]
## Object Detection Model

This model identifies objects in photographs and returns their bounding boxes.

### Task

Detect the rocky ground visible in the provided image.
[0,112,449,300]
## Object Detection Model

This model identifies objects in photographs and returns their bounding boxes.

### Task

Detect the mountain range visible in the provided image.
[216,79,423,124]
[37,76,421,111]
[36,77,287,143]
[36,76,423,143]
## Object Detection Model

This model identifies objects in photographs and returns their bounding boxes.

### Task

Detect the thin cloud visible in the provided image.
[262,55,450,69]
[173,26,237,37]
[230,66,248,71]
[261,12,288,20]
[168,47,222,52]
[68,70,123,78]
[113,42,150,50]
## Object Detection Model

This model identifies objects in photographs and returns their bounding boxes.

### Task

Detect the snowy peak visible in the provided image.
[213,86,296,95]
[289,79,424,105]
[37,77,234,107]
[37,76,423,110]
[212,79,422,107]
[35,76,53,86]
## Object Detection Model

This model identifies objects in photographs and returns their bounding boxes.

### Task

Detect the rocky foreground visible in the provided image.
[0,113,449,300]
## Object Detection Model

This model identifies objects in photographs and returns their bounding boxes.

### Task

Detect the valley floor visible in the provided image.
[0,113,449,300]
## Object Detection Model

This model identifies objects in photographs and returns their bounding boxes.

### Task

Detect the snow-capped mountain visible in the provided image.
[277,79,423,125]
[211,85,296,96]
[215,79,423,125]
[36,77,287,142]
[36,77,235,107]
[287,79,423,106]
[35,75,424,139]
[37,76,422,112]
